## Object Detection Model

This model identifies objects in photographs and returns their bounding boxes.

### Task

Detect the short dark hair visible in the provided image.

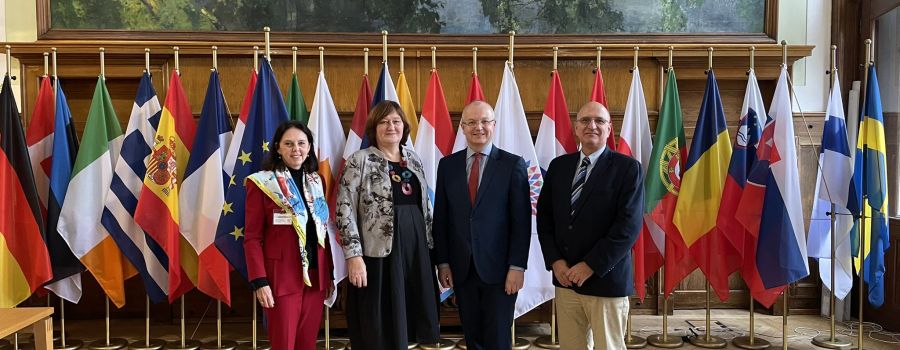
[263,120,319,173]
[364,100,410,149]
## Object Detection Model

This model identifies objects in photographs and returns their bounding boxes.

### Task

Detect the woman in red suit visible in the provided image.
[244,121,334,350]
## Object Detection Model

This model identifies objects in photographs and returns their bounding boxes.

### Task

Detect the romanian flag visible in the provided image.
[849,65,890,307]
[0,74,52,307]
[286,73,309,124]
[396,69,419,143]
[672,71,733,300]
[59,76,137,308]
[134,70,197,302]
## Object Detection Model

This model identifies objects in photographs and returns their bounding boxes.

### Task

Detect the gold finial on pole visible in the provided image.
[99,47,106,79]
[707,47,714,73]
[781,40,788,67]
[749,46,756,72]
[431,46,436,71]
[381,30,388,63]
[319,47,325,73]
[552,47,558,71]
[667,46,673,72]
[472,47,478,75]
[264,26,271,60]
[399,48,405,73]
[144,48,150,73]
[508,31,515,68]
[173,46,180,75]
[596,46,602,70]
[292,46,298,74]
[5,45,11,76]
[364,48,369,76]
[253,46,259,72]
[212,46,218,71]
[43,52,49,76]
[829,45,837,85]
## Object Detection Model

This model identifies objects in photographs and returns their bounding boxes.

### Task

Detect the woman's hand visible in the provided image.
[255,286,275,308]
[347,256,368,287]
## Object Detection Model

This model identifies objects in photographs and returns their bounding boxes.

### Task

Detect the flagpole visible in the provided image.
[647,269,683,348]
[5,45,11,75]
[596,46,602,71]
[128,296,165,350]
[811,45,852,350]
[168,298,201,350]
[382,30,388,63]
[263,27,270,61]
[145,48,151,73]
[849,38,872,350]
[200,300,237,350]
[43,52,48,76]
[236,295,270,350]
[508,31,515,68]
[399,48,405,73]
[52,47,58,90]
[732,46,770,350]
[174,46,180,76]
[253,46,259,72]
[472,47,478,75]
[88,297,127,350]
[534,300,559,349]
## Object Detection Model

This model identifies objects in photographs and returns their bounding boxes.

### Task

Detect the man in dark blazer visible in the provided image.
[536,101,643,349]
[433,100,532,350]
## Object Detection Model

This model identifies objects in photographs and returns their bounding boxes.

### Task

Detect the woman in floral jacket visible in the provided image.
[336,100,440,349]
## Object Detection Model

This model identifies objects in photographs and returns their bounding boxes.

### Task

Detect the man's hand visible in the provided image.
[565,262,594,287]
[551,260,572,287]
[438,266,454,289]
[505,269,525,295]
[255,286,274,308]
[347,256,368,288]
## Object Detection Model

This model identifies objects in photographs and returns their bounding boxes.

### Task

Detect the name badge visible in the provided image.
[273,211,292,226]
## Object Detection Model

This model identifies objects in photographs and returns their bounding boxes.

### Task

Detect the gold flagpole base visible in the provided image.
[128,339,165,350]
[732,336,770,349]
[647,334,684,348]
[512,337,531,350]
[87,338,127,350]
[201,340,238,350]
[407,342,418,349]
[625,335,647,348]
[315,339,347,350]
[167,339,202,350]
[811,335,851,349]
[418,339,456,350]
[533,335,559,349]
[53,338,84,350]
[688,335,727,349]
[456,339,467,349]
[235,340,270,350]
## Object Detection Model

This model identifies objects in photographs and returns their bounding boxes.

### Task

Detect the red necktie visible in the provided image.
[468,153,482,205]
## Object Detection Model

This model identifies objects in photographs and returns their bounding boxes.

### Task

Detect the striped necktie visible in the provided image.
[571,157,591,215]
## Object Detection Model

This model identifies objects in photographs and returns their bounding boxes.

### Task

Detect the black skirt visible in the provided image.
[346,204,440,350]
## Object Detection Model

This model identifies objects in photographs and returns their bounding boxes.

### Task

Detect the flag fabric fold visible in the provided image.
[59,76,136,308]
[673,71,735,301]
[807,76,854,300]
[180,70,233,304]
[850,65,890,307]
[27,77,85,302]
[307,71,347,306]
[134,70,198,303]
[287,73,309,124]
[215,61,290,280]
[645,69,692,298]
[618,68,660,300]
[493,63,553,318]
[396,70,419,143]
[0,74,52,307]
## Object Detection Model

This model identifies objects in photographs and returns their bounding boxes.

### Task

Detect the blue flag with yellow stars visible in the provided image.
[214,59,289,280]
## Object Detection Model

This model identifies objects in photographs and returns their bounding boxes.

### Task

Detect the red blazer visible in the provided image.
[244,182,334,297]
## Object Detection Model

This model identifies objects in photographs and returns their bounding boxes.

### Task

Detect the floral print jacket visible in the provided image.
[335,146,434,258]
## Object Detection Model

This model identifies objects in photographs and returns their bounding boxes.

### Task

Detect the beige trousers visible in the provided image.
[555,287,629,350]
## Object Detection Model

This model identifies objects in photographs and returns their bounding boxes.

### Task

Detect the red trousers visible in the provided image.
[263,274,326,350]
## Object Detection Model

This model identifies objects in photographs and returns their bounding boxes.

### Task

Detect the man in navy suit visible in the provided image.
[536,101,643,349]
[433,100,531,350]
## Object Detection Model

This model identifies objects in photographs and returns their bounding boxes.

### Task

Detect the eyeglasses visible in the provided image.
[576,117,609,126]
[461,119,495,128]
[378,119,404,127]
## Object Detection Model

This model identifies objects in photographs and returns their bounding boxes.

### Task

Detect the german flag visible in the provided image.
[0,74,52,307]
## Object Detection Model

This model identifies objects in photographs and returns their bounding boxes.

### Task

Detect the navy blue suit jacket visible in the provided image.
[433,146,532,285]
[536,149,643,297]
